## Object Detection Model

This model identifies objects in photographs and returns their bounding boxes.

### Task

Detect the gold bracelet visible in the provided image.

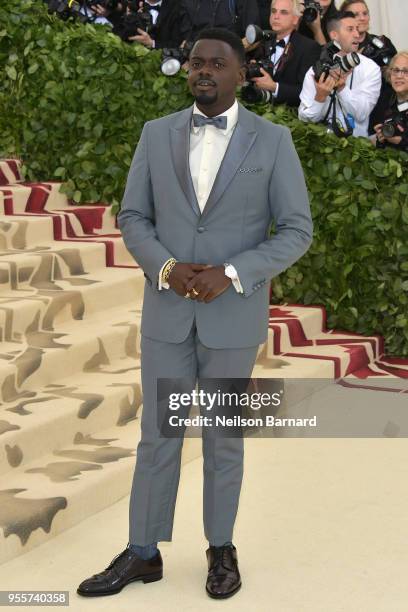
[162,258,177,283]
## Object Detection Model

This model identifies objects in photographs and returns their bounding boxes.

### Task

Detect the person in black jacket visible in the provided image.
[339,0,397,68]
[247,0,321,107]
[338,1,398,135]
[370,51,408,154]
[298,0,338,45]
[123,0,183,48]
[179,0,261,44]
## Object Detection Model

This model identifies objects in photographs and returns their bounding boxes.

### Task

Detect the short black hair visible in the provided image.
[327,10,356,33]
[192,27,246,66]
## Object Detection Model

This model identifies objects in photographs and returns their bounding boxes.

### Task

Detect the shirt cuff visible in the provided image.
[272,82,279,98]
[225,264,243,293]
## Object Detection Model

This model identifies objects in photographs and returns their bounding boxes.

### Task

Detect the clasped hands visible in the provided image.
[167,263,232,303]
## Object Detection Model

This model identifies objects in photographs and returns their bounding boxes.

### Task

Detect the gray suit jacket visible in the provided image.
[117,102,313,349]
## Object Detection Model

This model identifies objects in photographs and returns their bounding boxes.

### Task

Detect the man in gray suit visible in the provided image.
[77,27,313,600]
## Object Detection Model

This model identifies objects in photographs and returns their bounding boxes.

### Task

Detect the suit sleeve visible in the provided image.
[228,127,313,298]
[117,123,174,286]
[275,42,321,107]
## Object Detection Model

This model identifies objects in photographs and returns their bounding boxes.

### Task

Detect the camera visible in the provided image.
[245,24,276,46]
[313,41,360,81]
[302,0,323,24]
[241,60,275,104]
[361,34,394,68]
[381,101,408,138]
[161,42,193,76]
[45,0,90,23]
[118,0,154,41]
[246,59,274,80]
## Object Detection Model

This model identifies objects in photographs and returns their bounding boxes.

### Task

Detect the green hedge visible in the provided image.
[1,0,408,356]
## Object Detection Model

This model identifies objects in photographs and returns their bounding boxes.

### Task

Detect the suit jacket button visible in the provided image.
[197,226,205,233]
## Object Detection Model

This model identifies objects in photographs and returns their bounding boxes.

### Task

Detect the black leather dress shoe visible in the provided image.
[77,544,163,597]
[205,544,241,599]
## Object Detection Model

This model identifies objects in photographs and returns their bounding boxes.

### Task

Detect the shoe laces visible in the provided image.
[105,543,131,571]
[210,546,233,573]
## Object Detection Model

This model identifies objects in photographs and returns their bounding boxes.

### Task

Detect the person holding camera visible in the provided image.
[339,0,397,69]
[246,0,321,107]
[298,0,339,46]
[112,0,182,47]
[298,10,381,137]
[179,0,261,45]
[370,51,408,153]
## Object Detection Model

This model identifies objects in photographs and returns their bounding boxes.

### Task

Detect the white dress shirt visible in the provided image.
[159,99,243,292]
[298,53,381,138]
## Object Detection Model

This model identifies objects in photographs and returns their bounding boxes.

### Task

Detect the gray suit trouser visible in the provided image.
[128,322,259,547]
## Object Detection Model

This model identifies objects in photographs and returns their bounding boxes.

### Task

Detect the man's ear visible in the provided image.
[329,30,337,43]
[238,65,246,86]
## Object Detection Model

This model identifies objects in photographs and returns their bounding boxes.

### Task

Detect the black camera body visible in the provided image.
[241,59,275,104]
[313,41,360,81]
[246,59,274,80]
[381,101,408,138]
[362,34,394,68]
[119,0,154,41]
[302,0,323,24]
[45,0,90,23]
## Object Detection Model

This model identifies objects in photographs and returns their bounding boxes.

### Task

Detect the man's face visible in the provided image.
[187,39,245,114]
[269,0,299,38]
[330,17,360,54]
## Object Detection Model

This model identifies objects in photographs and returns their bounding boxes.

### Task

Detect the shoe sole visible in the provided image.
[76,571,163,597]
[206,582,242,599]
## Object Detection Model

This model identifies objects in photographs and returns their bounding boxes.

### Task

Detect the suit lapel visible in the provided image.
[200,103,257,221]
[170,106,201,216]
[169,103,258,220]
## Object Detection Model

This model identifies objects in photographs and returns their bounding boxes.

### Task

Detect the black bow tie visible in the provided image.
[276,39,286,48]
[192,114,228,130]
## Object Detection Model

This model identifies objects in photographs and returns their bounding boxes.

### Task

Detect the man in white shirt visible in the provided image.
[298,10,381,137]
[78,27,312,601]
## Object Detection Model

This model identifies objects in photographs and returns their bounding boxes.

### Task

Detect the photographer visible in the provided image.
[246,0,321,107]
[339,0,397,69]
[298,10,381,137]
[371,51,408,153]
[179,0,261,45]
[298,0,339,46]
[115,0,182,47]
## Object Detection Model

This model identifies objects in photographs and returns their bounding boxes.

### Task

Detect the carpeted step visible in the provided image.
[0,242,108,295]
[0,266,144,343]
[0,355,141,477]
[0,160,23,186]
[0,301,143,403]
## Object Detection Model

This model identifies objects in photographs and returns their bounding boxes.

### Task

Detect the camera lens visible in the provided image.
[382,122,396,138]
[341,52,360,72]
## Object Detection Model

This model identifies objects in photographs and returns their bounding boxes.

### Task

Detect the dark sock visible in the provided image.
[210,540,234,548]
[129,543,158,560]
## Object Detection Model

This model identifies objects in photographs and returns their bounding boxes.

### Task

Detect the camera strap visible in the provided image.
[323,91,353,138]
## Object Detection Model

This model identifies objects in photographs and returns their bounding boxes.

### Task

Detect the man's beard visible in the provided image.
[194,91,218,105]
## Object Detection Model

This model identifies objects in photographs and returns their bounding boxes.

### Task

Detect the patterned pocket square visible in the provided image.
[238,167,263,173]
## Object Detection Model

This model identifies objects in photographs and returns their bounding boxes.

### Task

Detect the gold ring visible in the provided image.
[191,288,199,297]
